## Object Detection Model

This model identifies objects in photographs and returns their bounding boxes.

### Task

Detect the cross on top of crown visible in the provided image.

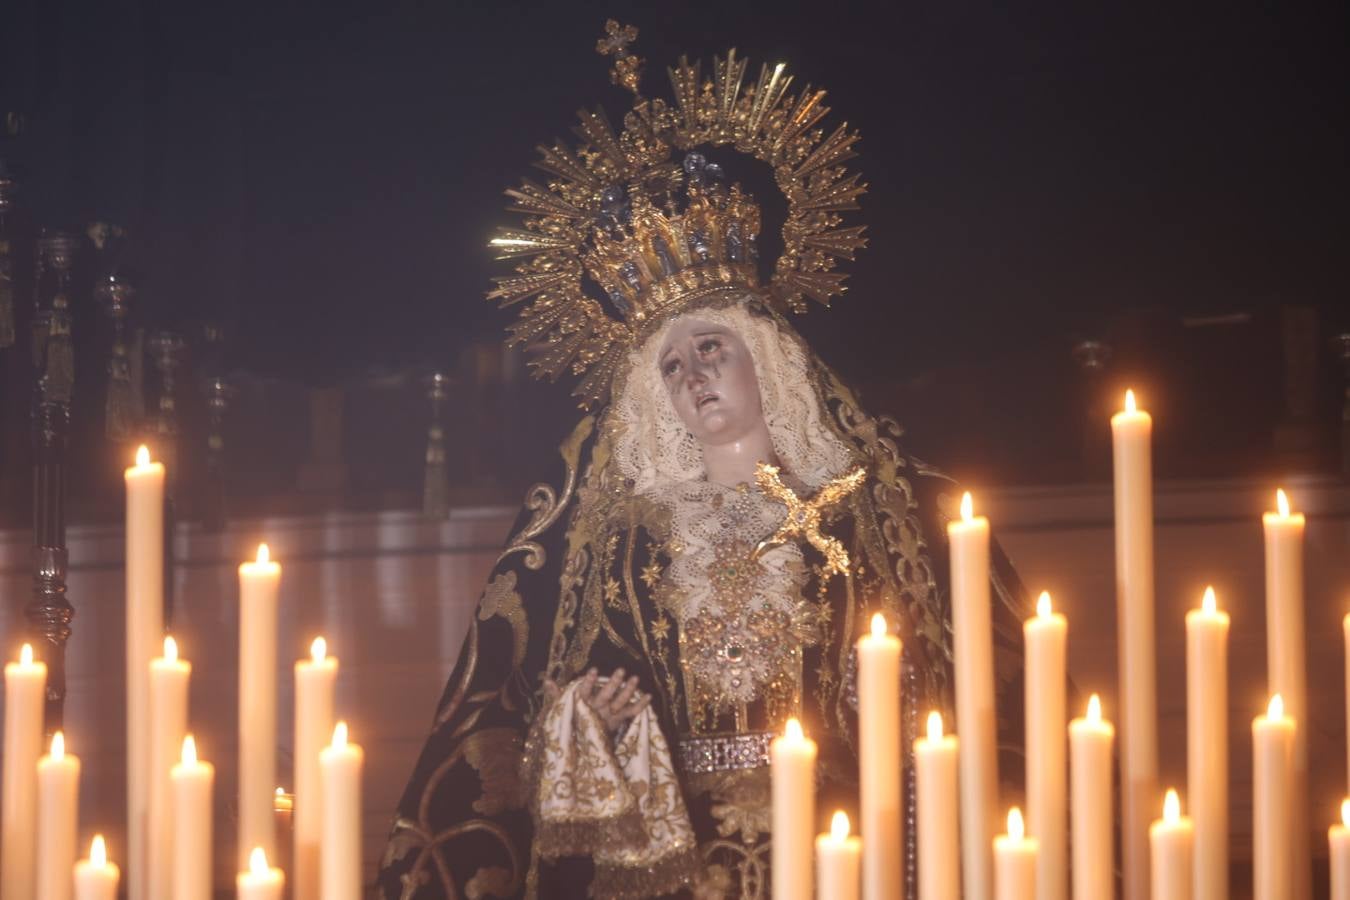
[596,20,638,59]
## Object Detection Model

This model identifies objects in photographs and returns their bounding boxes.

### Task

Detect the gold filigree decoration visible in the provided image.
[477,572,528,669]
[753,462,866,576]
[495,414,593,570]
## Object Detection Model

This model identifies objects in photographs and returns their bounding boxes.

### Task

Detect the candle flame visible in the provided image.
[1124,389,1136,414]
[1268,693,1284,719]
[960,491,973,522]
[1007,807,1025,840]
[135,445,150,467]
[784,718,803,742]
[90,834,107,866]
[332,720,349,749]
[181,735,197,766]
[163,635,178,662]
[926,711,943,742]
[1342,798,1350,828]
[51,730,65,760]
[1087,693,1102,723]
[1036,591,1052,618]
[276,786,285,796]
[870,613,887,638]
[1202,586,1217,614]
[1276,488,1290,517]
[830,810,851,841]
[249,846,269,875]
[255,543,270,565]
[20,643,32,666]
[311,636,327,662]
[1163,788,1180,823]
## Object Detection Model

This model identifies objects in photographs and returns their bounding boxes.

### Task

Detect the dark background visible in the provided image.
[1,0,1347,513]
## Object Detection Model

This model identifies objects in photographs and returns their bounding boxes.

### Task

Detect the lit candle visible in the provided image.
[1330,799,1350,900]
[320,722,364,900]
[171,735,214,900]
[771,718,817,900]
[236,846,284,900]
[1185,586,1229,900]
[994,807,1038,900]
[37,730,80,900]
[1111,389,1158,900]
[239,542,281,868]
[1344,614,1350,789]
[1252,693,1295,900]
[126,443,165,900]
[2,642,47,899]
[1023,591,1067,900]
[948,490,999,900]
[1263,488,1309,900]
[1150,789,1194,900]
[74,835,121,900]
[915,711,959,900]
[857,612,902,899]
[816,811,861,900]
[149,635,190,900]
[294,635,337,900]
[1069,694,1114,900]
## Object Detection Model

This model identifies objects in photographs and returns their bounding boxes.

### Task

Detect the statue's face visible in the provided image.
[657,317,765,446]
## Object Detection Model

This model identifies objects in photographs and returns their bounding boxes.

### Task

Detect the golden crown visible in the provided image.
[488,20,867,407]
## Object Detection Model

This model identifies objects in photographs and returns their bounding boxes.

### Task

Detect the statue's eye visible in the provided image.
[662,358,681,377]
[697,338,721,355]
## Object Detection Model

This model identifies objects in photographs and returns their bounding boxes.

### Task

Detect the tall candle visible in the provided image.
[1023,591,1067,900]
[237,846,284,900]
[1252,693,1295,900]
[239,542,281,868]
[1069,694,1114,900]
[320,722,364,900]
[1330,799,1350,900]
[125,443,165,900]
[994,807,1037,900]
[36,730,80,900]
[1111,389,1158,900]
[171,736,214,900]
[1150,789,1194,900]
[771,718,817,900]
[915,711,959,900]
[1185,586,1229,900]
[295,635,337,900]
[1263,488,1309,900]
[148,635,190,900]
[817,811,862,900]
[74,835,120,900]
[2,642,47,899]
[948,491,999,900]
[1344,615,1350,789]
[857,612,902,899]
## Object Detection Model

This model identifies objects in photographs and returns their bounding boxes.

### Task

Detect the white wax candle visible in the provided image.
[1111,390,1158,900]
[1344,615,1350,790]
[1263,488,1309,900]
[171,735,214,900]
[37,730,80,900]
[817,811,862,900]
[994,807,1038,900]
[1069,694,1114,900]
[239,542,281,868]
[771,717,817,900]
[1330,799,1350,900]
[1023,591,1067,900]
[74,835,120,900]
[857,612,902,900]
[1150,789,1194,900]
[1185,586,1229,900]
[915,711,959,900]
[1252,693,1295,900]
[2,642,47,899]
[295,635,337,900]
[237,846,284,900]
[148,636,190,900]
[126,443,165,900]
[320,722,364,900]
[948,491,999,900]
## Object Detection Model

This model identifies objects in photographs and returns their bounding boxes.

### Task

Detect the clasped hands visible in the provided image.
[544,667,651,734]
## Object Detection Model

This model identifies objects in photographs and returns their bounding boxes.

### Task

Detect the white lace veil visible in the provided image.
[607,296,856,498]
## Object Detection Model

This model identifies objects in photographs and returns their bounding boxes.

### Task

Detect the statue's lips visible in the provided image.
[696,393,720,409]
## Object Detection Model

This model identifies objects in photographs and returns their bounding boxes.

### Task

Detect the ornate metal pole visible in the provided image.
[27,229,78,728]
[0,159,15,349]
[422,370,450,517]
[148,330,185,628]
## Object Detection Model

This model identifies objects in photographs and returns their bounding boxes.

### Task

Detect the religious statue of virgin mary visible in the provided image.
[377,22,1026,899]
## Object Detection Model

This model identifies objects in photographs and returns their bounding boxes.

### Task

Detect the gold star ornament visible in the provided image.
[754,462,867,577]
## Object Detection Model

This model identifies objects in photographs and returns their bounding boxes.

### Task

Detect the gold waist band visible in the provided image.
[677,731,773,775]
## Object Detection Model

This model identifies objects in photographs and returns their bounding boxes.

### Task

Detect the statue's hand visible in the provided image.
[544,667,651,734]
